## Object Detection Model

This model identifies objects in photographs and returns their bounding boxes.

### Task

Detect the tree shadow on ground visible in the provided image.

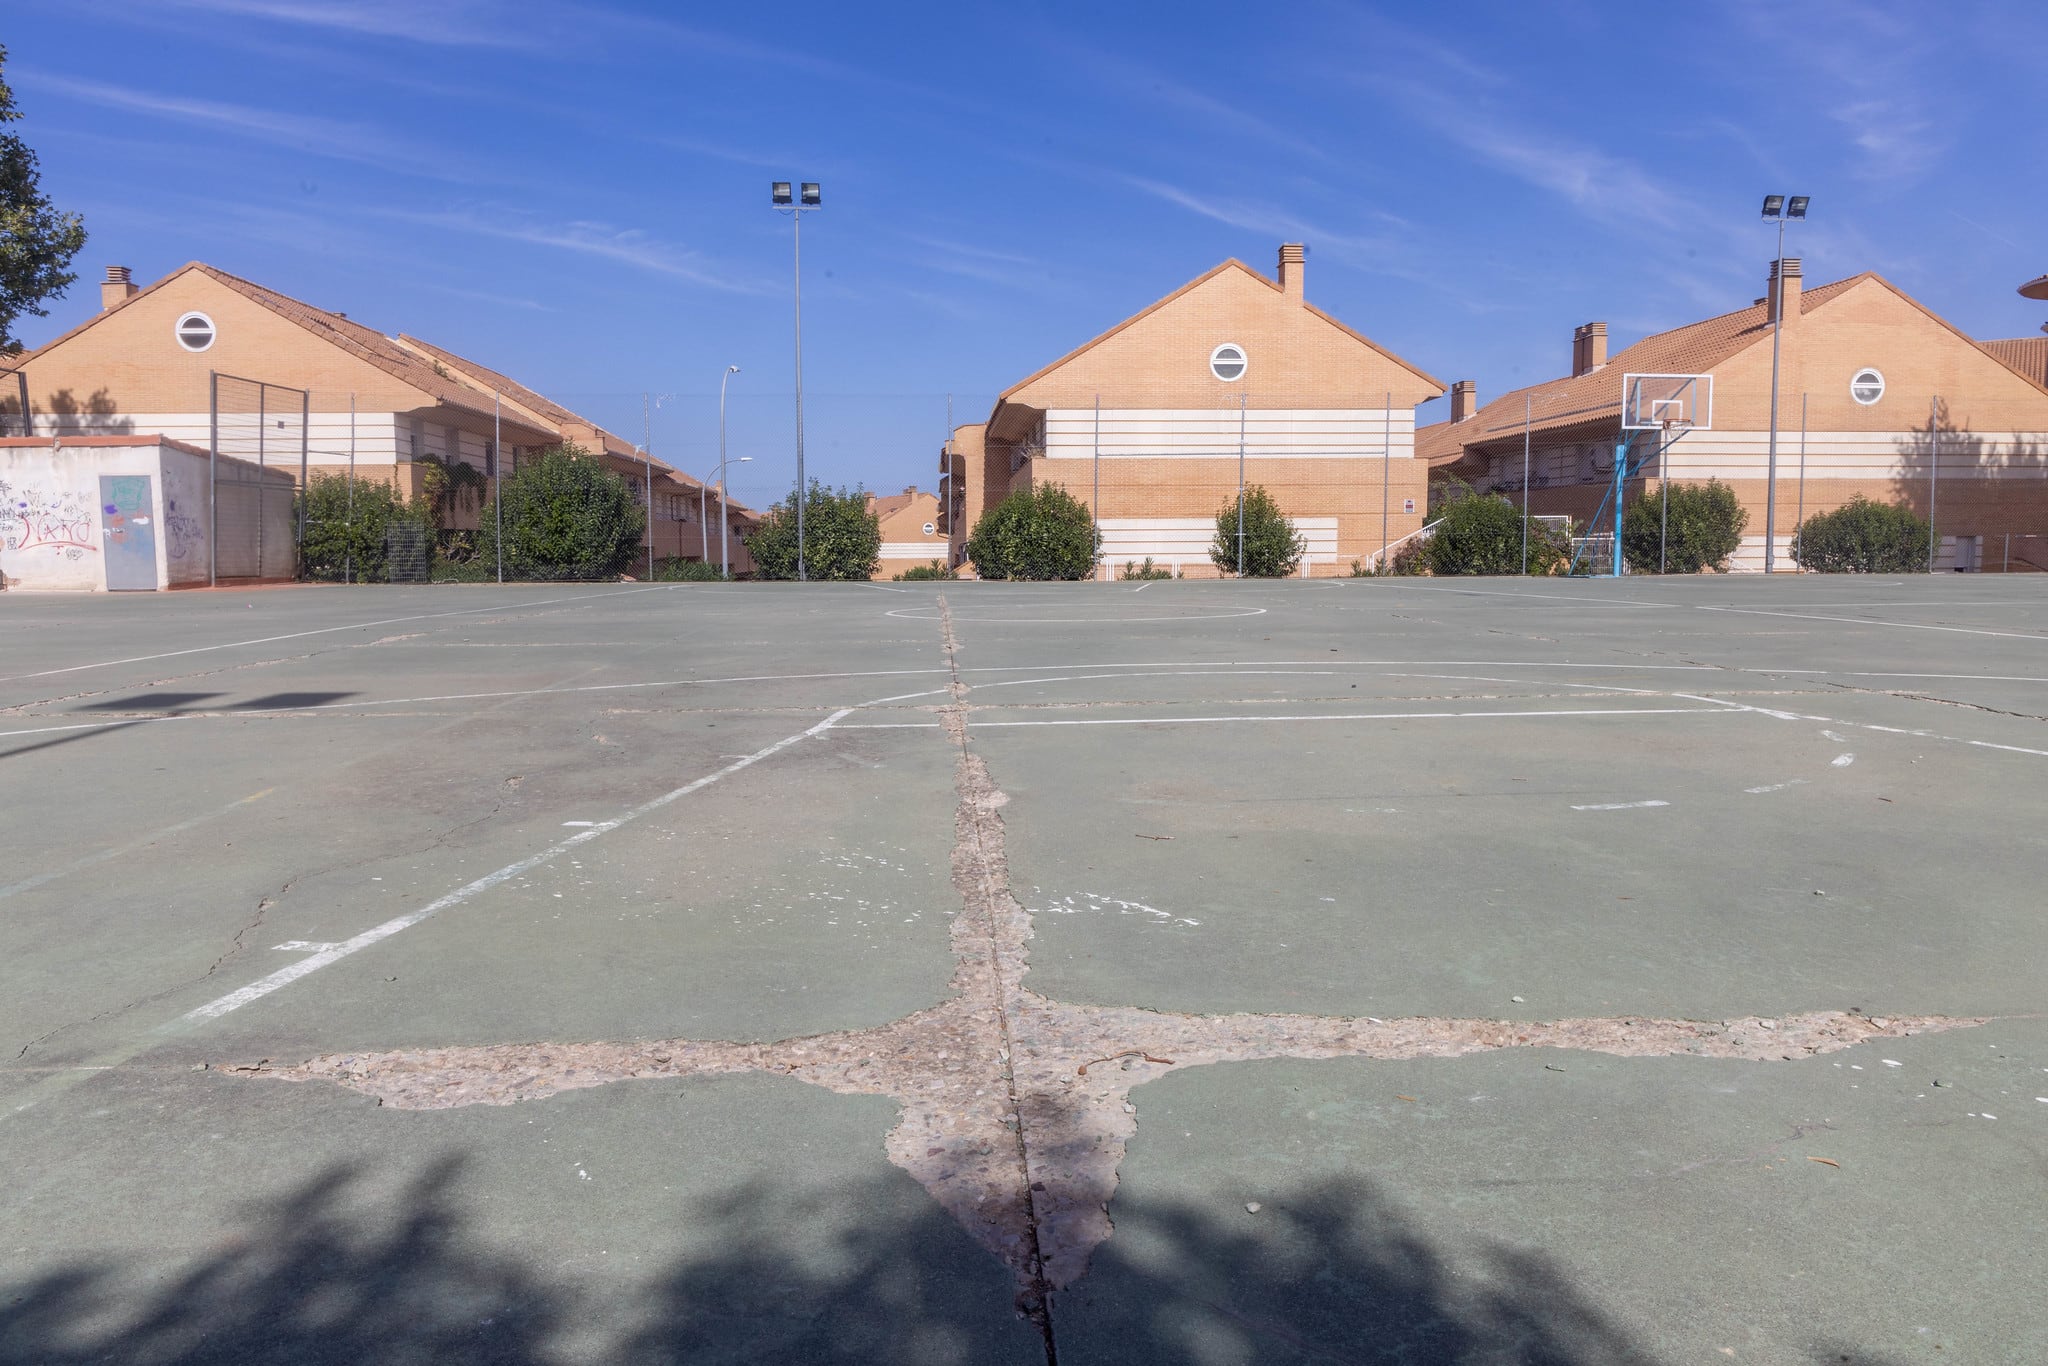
[0,1155,1906,1366]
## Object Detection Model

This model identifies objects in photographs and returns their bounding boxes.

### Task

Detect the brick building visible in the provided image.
[0,263,754,571]
[941,244,1444,576]
[866,486,946,579]
[1419,261,2048,571]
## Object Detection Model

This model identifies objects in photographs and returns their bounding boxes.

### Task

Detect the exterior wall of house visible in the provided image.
[872,490,946,578]
[1036,403,1423,575]
[1438,276,2048,572]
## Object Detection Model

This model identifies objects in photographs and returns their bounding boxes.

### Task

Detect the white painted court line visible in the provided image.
[1745,780,1809,794]
[170,707,852,1025]
[0,719,150,741]
[1673,693,2048,760]
[1831,754,1856,767]
[838,706,1737,730]
[0,586,669,685]
[1571,800,1670,811]
[1695,605,2048,641]
[0,787,275,900]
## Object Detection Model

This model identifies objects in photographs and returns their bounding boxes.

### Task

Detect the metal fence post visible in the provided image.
[208,371,218,587]
[1928,396,1941,572]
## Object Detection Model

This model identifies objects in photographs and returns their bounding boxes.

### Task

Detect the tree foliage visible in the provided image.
[0,46,88,355]
[1792,496,1933,573]
[1423,486,1570,576]
[296,474,432,582]
[744,480,882,581]
[964,483,1100,581]
[1620,478,1748,573]
[475,445,644,581]
[1210,485,1305,577]
[415,455,490,530]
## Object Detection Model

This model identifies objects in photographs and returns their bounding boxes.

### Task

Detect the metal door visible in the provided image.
[99,475,159,591]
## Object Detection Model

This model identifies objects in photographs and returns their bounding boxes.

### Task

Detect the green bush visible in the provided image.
[894,559,956,581]
[1424,487,1570,576]
[1792,496,1933,573]
[1620,478,1748,573]
[296,474,431,582]
[744,481,882,581]
[1118,557,1174,580]
[1210,485,1304,577]
[653,557,729,582]
[476,445,644,581]
[1349,541,1429,577]
[964,483,1100,580]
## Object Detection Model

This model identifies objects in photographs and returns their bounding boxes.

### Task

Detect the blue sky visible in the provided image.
[8,0,2047,507]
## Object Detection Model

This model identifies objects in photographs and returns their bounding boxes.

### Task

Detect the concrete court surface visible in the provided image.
[0,575,2043,1365]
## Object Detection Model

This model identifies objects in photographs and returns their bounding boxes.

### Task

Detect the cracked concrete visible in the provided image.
[237,593,1991,1318]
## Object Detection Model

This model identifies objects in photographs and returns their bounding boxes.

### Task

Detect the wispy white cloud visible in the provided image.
[1117,175,1414,275]
[15,71,454,180]
[375,207,764,294]
[418,281,554,312]
[899,236,1054,291]
[159,0,536,49]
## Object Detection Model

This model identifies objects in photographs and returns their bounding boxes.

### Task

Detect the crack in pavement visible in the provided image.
[1820,679,2048,723]
[226,596,1995,1323]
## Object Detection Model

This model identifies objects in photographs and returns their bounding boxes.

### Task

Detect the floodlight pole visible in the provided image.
[773,181,821,581]
[719,365,739,578]
[208,370,218,588]
[1794,392,1808,570]
[1761,197,1806,574]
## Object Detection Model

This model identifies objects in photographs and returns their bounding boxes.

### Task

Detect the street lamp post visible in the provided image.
[772,181,822,581]
[719,364,740,578]
[712,454,752,579]
[1761,193,1809,574]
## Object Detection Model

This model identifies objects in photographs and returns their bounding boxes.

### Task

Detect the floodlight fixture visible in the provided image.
[2019,273,2048,302]
[771,181,793,206]
[1758,192,1811,572]
[800,182,821,206]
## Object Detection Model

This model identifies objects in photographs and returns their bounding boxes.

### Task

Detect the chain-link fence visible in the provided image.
[1442,389,2048,575]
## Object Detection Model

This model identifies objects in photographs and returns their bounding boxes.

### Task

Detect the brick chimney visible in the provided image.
[101,265,138,311]
[1277,242,1305,302]
[1767,257,1802,325]
[1450,380,1478,422]
[1572,321,1608,376]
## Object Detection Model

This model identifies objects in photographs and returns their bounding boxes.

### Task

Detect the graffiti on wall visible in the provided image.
[164,496,205,564]
[0,480,99,560]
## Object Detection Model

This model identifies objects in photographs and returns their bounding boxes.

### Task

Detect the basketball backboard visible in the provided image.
[1622,373,1713,432]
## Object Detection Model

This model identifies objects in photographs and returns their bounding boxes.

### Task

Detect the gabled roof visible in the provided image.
[868,487,929,520]
[393,333,691,484]
[996,258,1444,407]
[1446,275,1873,455]
[1980,336,2048,388]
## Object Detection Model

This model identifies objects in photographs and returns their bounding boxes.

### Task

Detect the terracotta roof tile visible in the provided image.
[1980,337,2048,388]
[1429,273,1872,464]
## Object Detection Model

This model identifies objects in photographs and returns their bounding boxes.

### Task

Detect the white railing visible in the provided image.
[1355,518,1442,571]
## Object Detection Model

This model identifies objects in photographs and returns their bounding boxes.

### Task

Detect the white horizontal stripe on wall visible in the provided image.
[26,411,413,466]
[1043,408,1412,460]
[1646,430,2048,481]
[1098,516,1338,559]
[878,542,948,559]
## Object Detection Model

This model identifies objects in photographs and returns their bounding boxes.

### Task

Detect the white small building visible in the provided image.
[1,435,295,591]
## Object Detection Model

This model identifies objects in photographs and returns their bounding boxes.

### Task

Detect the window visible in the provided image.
[175,311,216,352]
[1209,343,1247,382]
[1850,368,1885,405]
